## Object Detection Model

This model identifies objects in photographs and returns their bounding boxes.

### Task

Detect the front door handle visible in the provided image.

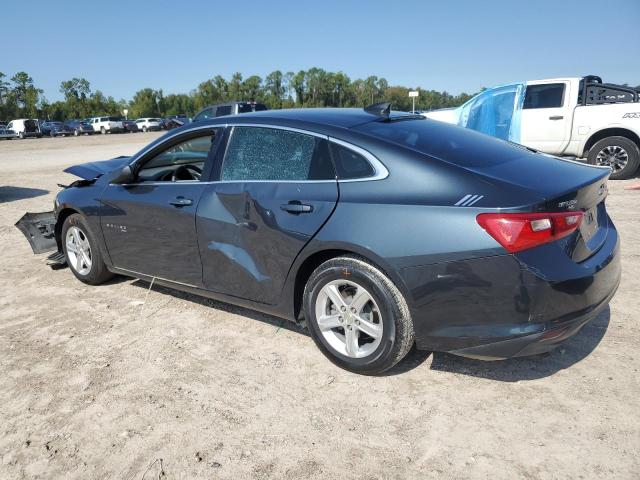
[170,196,193,207]
[549,115,564,120]
[280,201,313,214]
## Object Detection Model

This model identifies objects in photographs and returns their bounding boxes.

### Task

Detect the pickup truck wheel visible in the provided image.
[62,214,114,285]
[303,255,415,375]
[588,136,640,180]
[100,126,106,135]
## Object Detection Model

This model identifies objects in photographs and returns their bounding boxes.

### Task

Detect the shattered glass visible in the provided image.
[222,127,315,181]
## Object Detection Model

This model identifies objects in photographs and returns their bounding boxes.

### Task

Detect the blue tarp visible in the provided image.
[455,82,526,143]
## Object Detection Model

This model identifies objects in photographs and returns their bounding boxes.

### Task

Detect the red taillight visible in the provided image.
[476,211,584,253]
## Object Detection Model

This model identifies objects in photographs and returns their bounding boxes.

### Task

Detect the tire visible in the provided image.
[18,132,24,139]
[100,126,106,135]
[61,214,114,285]
[587,136,640,180]
[303,255,415,375]
[142,126,148,133]
[74,129,79,136]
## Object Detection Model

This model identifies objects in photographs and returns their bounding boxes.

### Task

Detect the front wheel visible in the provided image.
[142,126,148,132]
[587,136,640,180]
[303,256,415,375]
[62,214,114,285]
[100,126,106,134]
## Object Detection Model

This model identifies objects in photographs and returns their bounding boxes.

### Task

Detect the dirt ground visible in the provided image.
[0,133,639,480]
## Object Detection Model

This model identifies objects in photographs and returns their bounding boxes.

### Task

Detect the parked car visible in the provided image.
[0,124,15,140]
[40,121,60,136]
[122,119,139,133]
[161,117,187,129]
[49,121,77,137]
[425,75,640,179]
[65,120,94,136]
[192,101,267,122]
[16,106,620,374]
[135,118,162,132]
[7,119,42,138]
[88,116,124,134]
[167,114,190,127]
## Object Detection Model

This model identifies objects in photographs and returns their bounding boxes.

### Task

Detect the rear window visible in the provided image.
[216,105,233,117]
[354,119,528,168]
[523,84,565,109]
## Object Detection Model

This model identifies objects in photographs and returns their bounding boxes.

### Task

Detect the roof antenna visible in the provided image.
[364,102,391,119]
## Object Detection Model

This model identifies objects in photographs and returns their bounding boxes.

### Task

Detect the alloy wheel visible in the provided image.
[314,280,383,358]
[596,145,629,172]
[66,226,92,275]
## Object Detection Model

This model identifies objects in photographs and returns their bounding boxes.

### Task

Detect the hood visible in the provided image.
[64,156,131,180]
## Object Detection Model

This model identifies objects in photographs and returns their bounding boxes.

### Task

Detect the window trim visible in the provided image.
[125,123,388,186]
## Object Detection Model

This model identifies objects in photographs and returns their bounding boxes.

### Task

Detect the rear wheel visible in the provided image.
[587,136,640,180]
[18,132,24,139]
[62,214,114,285]
[303,256,414,375]
[100,126,106,134]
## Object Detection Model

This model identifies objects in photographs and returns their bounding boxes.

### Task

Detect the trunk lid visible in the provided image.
[474,154,611,262]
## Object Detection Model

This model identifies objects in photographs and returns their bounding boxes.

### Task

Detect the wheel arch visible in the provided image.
[289,244,410,322]
[582,127,640,157]
[54,207,81,251]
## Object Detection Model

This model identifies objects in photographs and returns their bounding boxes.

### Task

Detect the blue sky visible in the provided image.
[1,0,639,101]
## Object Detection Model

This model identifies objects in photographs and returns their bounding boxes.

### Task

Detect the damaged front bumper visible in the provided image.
[15,211,58,254]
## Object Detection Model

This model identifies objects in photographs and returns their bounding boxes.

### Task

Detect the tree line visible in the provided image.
[0,68,539,121]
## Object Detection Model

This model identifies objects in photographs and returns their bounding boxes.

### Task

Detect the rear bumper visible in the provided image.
[401,217,621,359]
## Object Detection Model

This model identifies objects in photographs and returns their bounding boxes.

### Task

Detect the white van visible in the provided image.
[6,119,42,139]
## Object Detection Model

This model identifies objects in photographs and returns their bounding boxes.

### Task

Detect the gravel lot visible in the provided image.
[1,133,639,479]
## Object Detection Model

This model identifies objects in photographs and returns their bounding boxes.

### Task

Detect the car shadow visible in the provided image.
[127,279,608,379]
[129,279,308,337]
[429,307,611,382]
[0,186,49,203]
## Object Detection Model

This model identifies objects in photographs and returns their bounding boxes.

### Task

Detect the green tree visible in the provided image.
[129,88,161,118]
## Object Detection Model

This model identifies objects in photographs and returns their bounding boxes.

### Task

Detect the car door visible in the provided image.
[197,125,338,304]
[520,82,572,154]
[100,127,223,286]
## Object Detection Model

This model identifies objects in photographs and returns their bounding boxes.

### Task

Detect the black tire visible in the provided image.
[142,126,148,133]
[587,136,640,180]
[100,126,106,135]
[303,255,415,375]
[61,214,114,285]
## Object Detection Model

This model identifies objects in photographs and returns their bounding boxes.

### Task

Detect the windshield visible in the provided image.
[354,118,529,168]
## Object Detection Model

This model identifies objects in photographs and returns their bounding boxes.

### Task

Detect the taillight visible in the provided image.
[476,211,583,253]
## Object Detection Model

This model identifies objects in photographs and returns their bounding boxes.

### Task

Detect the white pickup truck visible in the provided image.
[88,116,124,135]
[426,76,640,179]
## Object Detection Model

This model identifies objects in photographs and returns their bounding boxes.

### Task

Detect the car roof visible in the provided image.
[202,108,398,129]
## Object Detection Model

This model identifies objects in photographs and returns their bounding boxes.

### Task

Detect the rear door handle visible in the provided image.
[169,196,193,207]
[549,115,564,120]
[280,202,313,214]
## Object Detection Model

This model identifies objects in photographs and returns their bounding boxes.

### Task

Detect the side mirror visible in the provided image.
[111,165,135,184]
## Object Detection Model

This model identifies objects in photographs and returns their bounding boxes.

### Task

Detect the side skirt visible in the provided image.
[107,266,297,324]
